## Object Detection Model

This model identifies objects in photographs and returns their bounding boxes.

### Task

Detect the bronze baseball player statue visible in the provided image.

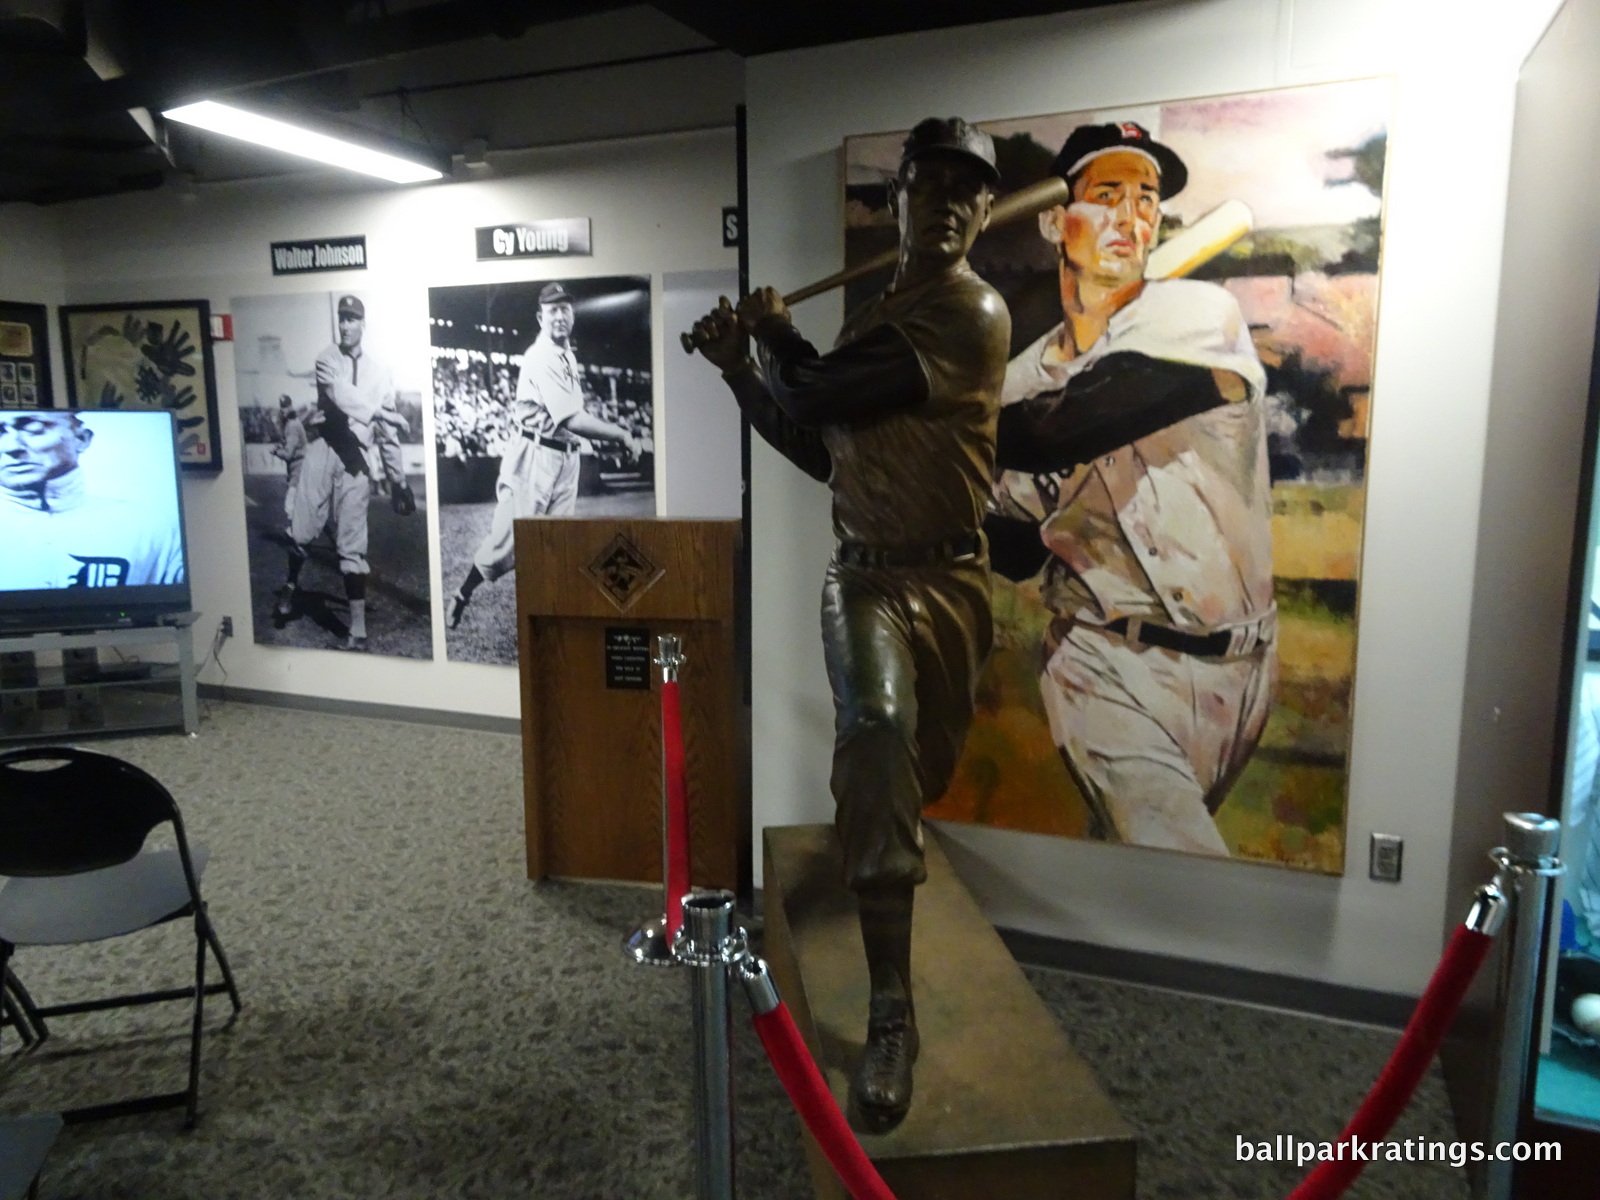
[688,117,1010,1130]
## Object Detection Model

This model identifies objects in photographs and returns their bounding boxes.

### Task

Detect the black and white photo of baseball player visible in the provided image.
[430,276,653,666]
[1,409,185,592]
[234,290,433,658]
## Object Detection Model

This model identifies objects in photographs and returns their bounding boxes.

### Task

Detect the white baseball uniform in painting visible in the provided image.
[1,469,183,590]
[998,278,1275,854]
[470,331,587,583]
[289,343,405,575]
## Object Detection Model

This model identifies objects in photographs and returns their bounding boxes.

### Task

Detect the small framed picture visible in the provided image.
[18,383,35,404]
[0,323,30,359]
[0,383,16,405]
[60,298,222,471]
[0,301,52,406]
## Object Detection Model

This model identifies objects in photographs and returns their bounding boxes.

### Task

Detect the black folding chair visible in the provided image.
[1,968,44,1048]
[0,747,241,1129]
[0,1114,61,1200]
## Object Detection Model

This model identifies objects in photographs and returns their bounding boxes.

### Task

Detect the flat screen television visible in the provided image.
[0,408,191,632]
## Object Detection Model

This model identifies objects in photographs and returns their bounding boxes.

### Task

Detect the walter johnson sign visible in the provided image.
[271,236,368,276]
[476,218,591,261]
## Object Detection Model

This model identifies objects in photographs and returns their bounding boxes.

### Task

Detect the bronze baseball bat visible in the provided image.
[679,175,1073,353]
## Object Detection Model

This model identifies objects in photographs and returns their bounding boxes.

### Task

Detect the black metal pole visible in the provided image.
[734,103,754,906]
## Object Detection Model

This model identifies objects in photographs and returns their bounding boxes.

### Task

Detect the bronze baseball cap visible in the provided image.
[1051,122,1188,199]
[336,294,365,318]
[899,117,1000,184]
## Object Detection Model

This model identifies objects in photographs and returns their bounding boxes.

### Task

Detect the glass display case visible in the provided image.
[1534,474,1600,1134]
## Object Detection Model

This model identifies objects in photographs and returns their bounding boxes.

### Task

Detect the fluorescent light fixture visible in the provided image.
[162,100,443,184]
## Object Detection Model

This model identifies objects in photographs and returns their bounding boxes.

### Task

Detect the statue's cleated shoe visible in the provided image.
[850,996,919,1133]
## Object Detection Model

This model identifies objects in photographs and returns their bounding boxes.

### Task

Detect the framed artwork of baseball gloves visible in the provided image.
[231,289,432,659]
[59,299,222,471]
[429,275,654,667]
[842,77,1394,873]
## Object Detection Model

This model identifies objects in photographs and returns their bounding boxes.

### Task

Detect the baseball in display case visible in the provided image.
[232,290,432,659]
[839,78,1393,875]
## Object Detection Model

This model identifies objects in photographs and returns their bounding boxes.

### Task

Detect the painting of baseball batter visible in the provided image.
[430,276,654,666]
[233,290,433,659]
[842,77,1391,872]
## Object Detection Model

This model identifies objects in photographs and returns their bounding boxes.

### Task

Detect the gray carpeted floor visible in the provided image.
[0,702,1468,1199]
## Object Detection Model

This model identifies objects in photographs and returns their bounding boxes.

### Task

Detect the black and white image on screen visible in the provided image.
[430,276,654,666]
[0,409,184,592]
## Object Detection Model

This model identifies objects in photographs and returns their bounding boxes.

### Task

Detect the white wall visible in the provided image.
[744,0,1562,994]
[37,128,737,719]
[661,269,742,518]
[0,203,67,404]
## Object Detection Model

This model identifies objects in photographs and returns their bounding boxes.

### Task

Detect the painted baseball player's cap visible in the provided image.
[899,117,1000,185]
[336,294,365,319]
[538,282,574,306]
[1052,122,1188,199]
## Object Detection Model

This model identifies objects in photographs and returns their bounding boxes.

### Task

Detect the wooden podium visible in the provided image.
[514,518,745,890]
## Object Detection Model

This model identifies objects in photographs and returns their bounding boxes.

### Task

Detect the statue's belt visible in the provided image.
[835,532,981,569]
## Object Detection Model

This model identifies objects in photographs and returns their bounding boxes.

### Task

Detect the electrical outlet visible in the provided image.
[220,616,234,638]
[1369,833,1403,883]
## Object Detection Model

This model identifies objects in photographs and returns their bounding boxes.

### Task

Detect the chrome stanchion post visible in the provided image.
[1478,812,1563,1200]
[679,890,744,1200]
[624,634,686,967]
[737,955,781,1016]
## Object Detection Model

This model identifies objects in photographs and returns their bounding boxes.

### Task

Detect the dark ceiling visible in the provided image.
[0,0,1119,205]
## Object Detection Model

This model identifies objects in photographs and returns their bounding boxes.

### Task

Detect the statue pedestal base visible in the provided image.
[762,824,1136,1200]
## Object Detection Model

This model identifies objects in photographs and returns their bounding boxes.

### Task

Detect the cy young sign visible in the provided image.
[476,218,591,261]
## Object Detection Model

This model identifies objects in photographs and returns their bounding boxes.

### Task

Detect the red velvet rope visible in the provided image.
[752,1001,899,1200]
[661,679,691,942]
[744,925,1491,1200]
[1285,924,1494,1200]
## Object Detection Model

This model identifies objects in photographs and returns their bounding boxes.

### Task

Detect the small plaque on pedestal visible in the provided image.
[604,627,651,690]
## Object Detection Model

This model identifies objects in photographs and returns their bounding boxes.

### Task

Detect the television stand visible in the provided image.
[0,614,200,743]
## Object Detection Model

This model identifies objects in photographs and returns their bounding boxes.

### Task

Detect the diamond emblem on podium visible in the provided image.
[585,532,664,611]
